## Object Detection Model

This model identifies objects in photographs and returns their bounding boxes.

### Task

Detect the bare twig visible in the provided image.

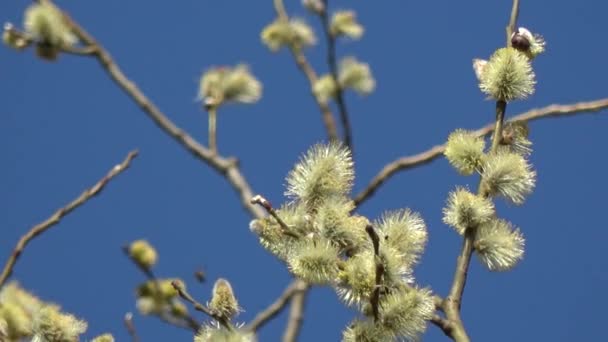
[319,0,353,151]
[251,195,300,238]
[122,246,201,332]
[365,225,384,322]
[51,4,264,220]
[171,280,234,331]
[124,312,140,342]
[0,150,138,288]
[430,314,454,338]
[273,0,339,142]
[246,280,302,332]
[506,0,520,46]
[282,279,309,342]
[353,97,608,206]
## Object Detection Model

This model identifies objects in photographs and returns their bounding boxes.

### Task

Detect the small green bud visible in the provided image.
[313,74,338,104]
[129,239,158,269]
[330,11,364,40]
[481,151,536,204]
[170,301,189,318]
[199,64,262,107]
[444,129,486,175]
[338,57,375,96]
[209,278,240,319]
[474,218,525,271]
[443,187,495,234]
[261,18,316,52]
[478,47,536,101]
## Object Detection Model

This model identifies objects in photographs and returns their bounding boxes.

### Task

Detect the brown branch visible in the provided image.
[430,314,454,338]
[0,150,138,288]
[51,4,264,220]
[246,280,302,332]
[171,280,233,331]
[319,0,353,151]
[251,195,300,238]
[506,0,520,46]
[273,0,339,142]
[124,312,140,342]
[365,225,384,322]
[353,97,608,206]
[282,279,309,342]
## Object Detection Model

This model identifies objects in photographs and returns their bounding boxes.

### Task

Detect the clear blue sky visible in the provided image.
[1,1,607,341]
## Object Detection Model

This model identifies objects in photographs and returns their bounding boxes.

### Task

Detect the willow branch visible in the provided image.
[506,0,520,46]
[319,0,353,150]
[353,97,608,207]
[0,150,138,288]
[273,0,339,142]
[52,5,264,220]
[282,279,309,342]
[124,312,140,342]
[365,225,384,322]
[246,280,302,332]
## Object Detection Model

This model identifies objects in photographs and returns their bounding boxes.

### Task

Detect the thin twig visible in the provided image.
[171,280,234,331]
[124,312,140,342]
[246,280,302,332]
[506,0,520,46]
[353,97,608,206]
[365,225,384,322]
[430,314,454,338]
[273,0,339,142]
[51,4,264,220]
[319,0,353,151]
[208,106,218,155]
[282,279,309,342]
[122,246,201,332]
[0,150,138,288]
[251,195,300,238]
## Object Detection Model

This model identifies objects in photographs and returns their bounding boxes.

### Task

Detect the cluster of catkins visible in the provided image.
[443,27,545,272]
[0,282,112,342]
[250,143,435,341]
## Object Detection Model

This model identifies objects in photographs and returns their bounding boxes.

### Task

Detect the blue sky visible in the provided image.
[1,1,607,341]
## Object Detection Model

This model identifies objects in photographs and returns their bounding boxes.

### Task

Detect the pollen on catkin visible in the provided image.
[342,319,392,342]
[378,287,435,340]
[481,151,536,205]
[474,218,525,271]
[195,324,257,342]
[261,18,316,51]
[32,306,88,342]
[338,57,376,96]
[199,65,262,107]
[375,209,428,268]
[444,129,486,176]
[478,47,536,101]
[288,240,340,285]
[24,2,76,47]
[209,278,241,319]
[313,74,338,104]
[285,143,354,211]
[330,11,364,40]
[443,187,495,234]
